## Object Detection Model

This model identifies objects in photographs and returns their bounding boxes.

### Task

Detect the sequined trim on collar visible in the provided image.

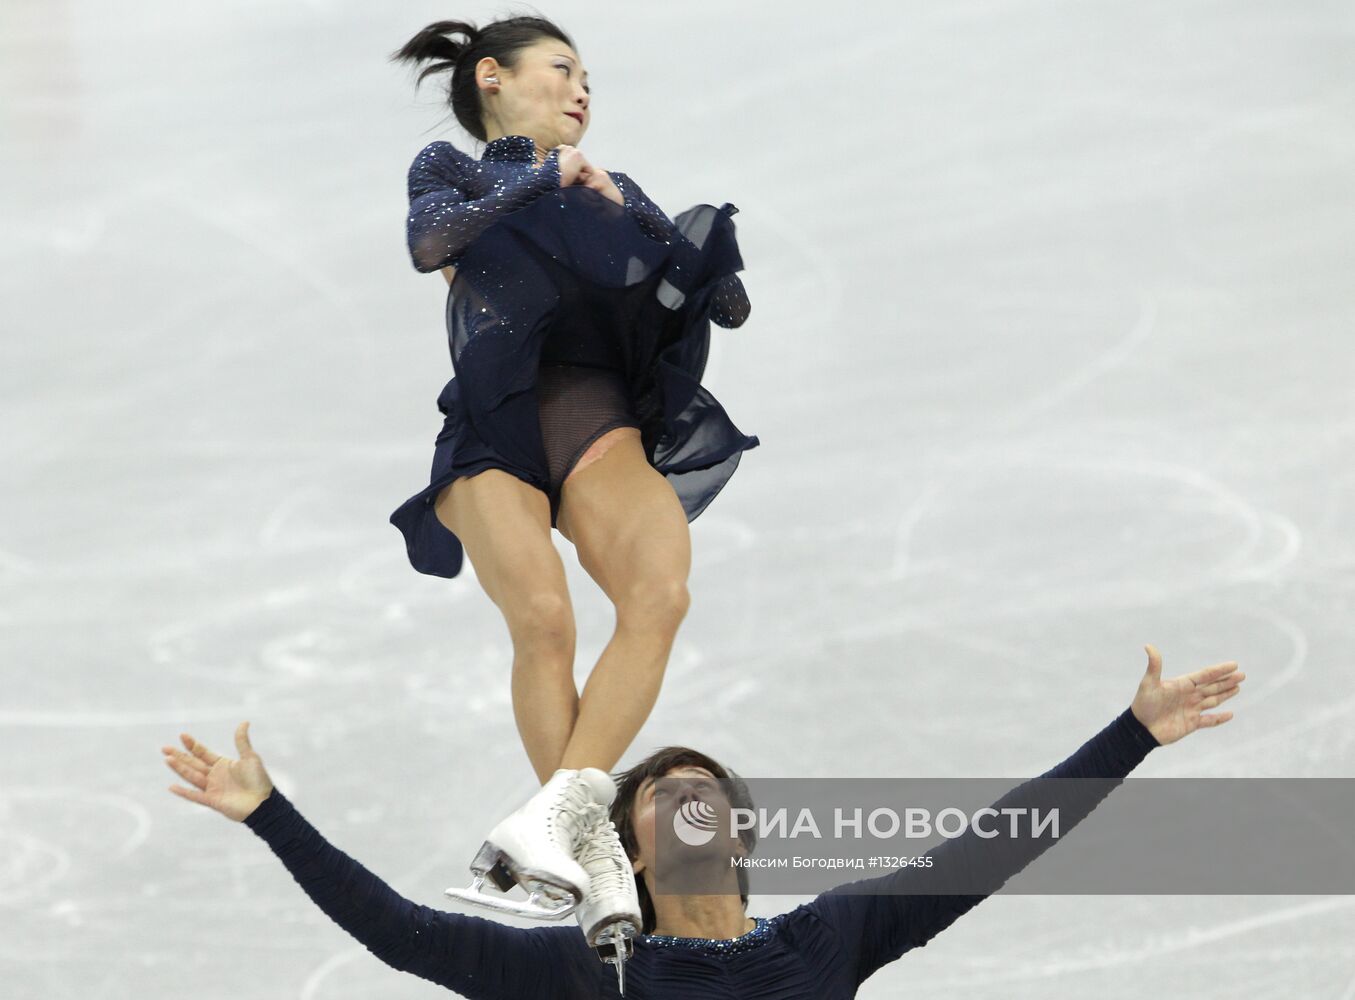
[482,134,539,163]
[639,916,778,955]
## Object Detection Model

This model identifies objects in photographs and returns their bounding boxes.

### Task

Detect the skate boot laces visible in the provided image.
[546,771,601,856]
[577,811,634,895]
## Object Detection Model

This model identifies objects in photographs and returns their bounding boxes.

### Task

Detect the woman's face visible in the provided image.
[479,37,591,147]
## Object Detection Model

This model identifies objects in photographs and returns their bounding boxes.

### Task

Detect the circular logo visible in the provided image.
[672,798,719,846]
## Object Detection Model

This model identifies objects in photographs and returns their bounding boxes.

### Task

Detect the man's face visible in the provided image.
[631,766,744,879]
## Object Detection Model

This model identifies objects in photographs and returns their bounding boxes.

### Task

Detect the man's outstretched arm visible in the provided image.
[805,645,1244,986]
[161,725,597,1000]
[245,788,591,998]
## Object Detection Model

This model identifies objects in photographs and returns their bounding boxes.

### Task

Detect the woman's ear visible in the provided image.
[475,56,502,90]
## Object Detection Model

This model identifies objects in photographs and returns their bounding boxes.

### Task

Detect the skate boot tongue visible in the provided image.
[577,766,618,807]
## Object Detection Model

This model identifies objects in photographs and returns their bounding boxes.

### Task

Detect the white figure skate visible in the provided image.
[445,767,614,920]
[573,778,642,994]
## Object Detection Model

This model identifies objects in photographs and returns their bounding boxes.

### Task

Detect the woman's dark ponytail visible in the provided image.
[390,15,575,142]
[390,20,479,86]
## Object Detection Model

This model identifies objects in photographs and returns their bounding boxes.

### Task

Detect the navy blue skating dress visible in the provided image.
[388,135,758,579]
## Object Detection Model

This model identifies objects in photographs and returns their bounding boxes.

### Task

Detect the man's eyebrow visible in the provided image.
[647,769,715,790]
[553,53,589,79]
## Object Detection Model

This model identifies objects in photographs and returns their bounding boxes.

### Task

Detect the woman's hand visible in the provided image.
[554,143,588,185]
[553,144,624,207]
[161,721,274,822]
[1130,645,1246,746]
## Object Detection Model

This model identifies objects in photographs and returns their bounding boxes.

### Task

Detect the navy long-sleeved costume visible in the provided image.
[388,136,759,578]
[244,707,1159,998]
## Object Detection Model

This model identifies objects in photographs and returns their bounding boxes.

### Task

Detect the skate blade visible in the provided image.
[448,842,581,920]
[596,936,632,996]
[467,840,520,893]
[591,917,638,996]
[444,878,580,919]
[462,838,584,910]
[586,917,639,954]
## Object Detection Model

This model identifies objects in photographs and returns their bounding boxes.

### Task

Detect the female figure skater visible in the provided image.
[161,646,1245,997]
[383,14,758,954]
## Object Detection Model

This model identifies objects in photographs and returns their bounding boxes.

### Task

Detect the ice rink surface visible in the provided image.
[3,0,1354,996]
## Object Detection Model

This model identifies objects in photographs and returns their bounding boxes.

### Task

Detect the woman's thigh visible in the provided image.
[435,469,573,626]
[555,430,691,604]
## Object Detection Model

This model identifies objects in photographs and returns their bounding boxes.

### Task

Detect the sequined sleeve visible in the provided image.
[243,788,599,998]
[405,141,563,273]
[805,707,1160,986]
[609,170,677,245]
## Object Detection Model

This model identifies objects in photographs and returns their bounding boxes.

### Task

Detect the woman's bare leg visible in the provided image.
[435,469,578,784]
[554,427,692,773]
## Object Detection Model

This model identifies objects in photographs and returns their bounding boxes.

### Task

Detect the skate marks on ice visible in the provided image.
[886,452,1301,621]
[0,788,150,905]
[1165,91,1355,283]
[147,182,371,347]
[911,896,1355,994]
[299,949,367,1000]
[884,290,1301,605]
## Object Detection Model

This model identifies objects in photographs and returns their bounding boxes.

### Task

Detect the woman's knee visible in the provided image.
[615,576,690,631]
[504,588,576,649]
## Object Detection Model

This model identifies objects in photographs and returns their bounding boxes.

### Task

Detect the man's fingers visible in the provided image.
[182,733,221,766]
[1197,710,1234,728]
[163,753,208,789]
[168,783,211,807]
[1198,672,1246,697]
[162,747,208,777]
[1200,686,1242,710]
[1189,661,1239,686]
